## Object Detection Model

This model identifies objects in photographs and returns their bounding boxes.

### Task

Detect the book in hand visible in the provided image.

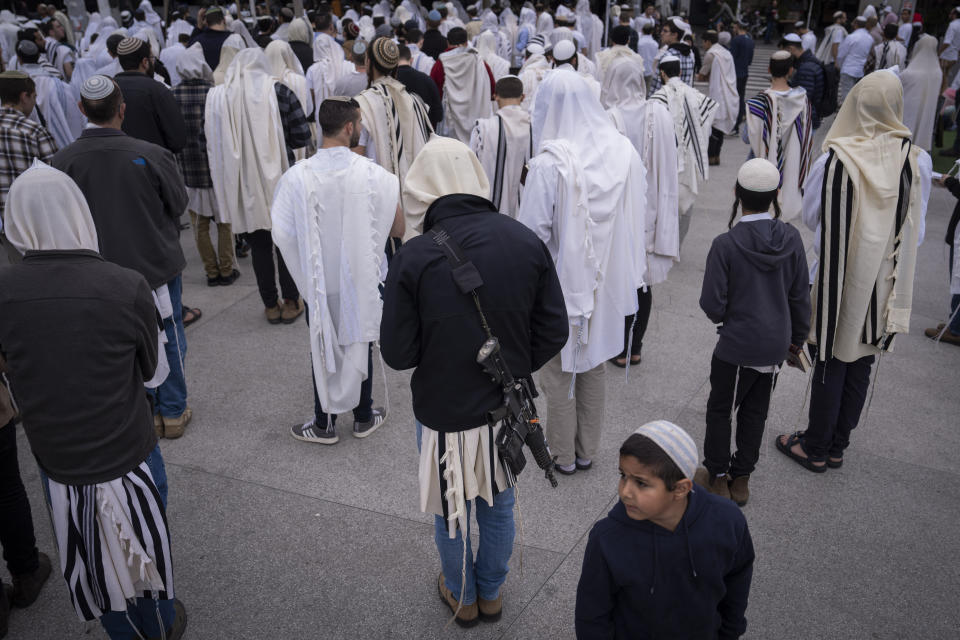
[785,344,812,373]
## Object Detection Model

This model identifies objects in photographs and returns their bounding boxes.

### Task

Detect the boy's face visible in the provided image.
[618,455,690,524]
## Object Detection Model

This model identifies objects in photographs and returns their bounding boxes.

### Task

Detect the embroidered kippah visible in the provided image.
[116,36,145,56]
[0,70,29,79]
[371,37,399,70]
[81,75,116,100]
[737,158,781,192]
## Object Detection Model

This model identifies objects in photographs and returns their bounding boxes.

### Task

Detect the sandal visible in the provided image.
[182,307,202,327]
[775,431,827,473]
[609,356,628,368]
[827,457,843,469]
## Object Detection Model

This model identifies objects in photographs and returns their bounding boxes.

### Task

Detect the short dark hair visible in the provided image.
[81,81,123,123]
[729,182,781,228]
[0,75,35,105]
[447,26,467,45]
[178,32,190,44]
[619,434,686,491]
[703,30,718,44]
[206,9,225,25]
[660,59,680,78]
[38,20,55,36]
[118,39,151,71]
[106,32,125,55]
[494,75,523,98]
[883,23,898,40]
[318,97,360,136]
[315,12,333,32]
[662,19,682,37]
[611,24,631,45]
[641,23,654,35]
[769,55,793,78]
[134,9,146,21]
[397,44,412,61]
[373,15,385,27]
[406,27,422,42]
[438,6,448,17]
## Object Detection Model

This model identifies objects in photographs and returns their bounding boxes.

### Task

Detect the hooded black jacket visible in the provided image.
[575,489,755,639]
[380,194,568,431]
[700,217,810,367]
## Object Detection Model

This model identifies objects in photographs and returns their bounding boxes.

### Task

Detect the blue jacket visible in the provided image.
[730,34,754,78]
[575,489,755,639]
[789,49,825,128]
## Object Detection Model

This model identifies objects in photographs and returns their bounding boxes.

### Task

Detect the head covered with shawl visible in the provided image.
[899,34,941,151]
[601,52,646,108]
[287,17,313,44]
[214,34,246,84]
[176,42,214,84]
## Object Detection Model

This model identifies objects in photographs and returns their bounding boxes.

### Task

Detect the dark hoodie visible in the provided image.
[575,488,754,639]
[699,217,810,367]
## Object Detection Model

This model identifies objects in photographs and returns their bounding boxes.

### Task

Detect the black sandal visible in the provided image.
[776,431,827,473]
[608,356,628,368]
[826,457,843,469]
[182,307,202,327]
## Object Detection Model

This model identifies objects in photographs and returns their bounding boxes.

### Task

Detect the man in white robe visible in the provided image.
[517,69,647,475]
[406,29,437,75]
[869,23,907,71]
[697,30,738,166]
[355,37,433,239]
[307,13,352,109]
[596,24,645,107]
[160,34,189,88]
[17,41,83,149]
[605,55,679,367]
[649,55,717,242]
[548,39,600,97]
[274,97,402,445]
[518,42,549,110]
[470,76,530,217]
[430,27,493,142]
[744,51,814,221]
[476,30,510,80]
[816,11,847,64]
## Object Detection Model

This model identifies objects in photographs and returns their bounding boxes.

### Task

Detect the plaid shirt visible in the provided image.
[172,79,213,189]
[649,46,696,92]
[275,83,312,165]
[0,106,58,215]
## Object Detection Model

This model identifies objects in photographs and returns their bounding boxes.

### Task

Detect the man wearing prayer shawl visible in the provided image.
[900,35,941,152]
[273,98,402,445]
[266,39,314,160]
[697,30,738,166]
[381,135,567,627]
[517,69,647,476]
[355,37,433,240]
[649,56,717,241]
[15,40,83,150]
[476,29,511,81]
[470,75,530,218]
[430,27,494,143]
[776,71,931,474]
[307,12,354,108]
[744,52,814,221]
[605,56,679,368]
[518,41,549,110]
[0,161,187,640]
[596,25,645,104]
[205,48,309,325]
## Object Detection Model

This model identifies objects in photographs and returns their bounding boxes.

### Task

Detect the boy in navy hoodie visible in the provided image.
[575,420,754,639]
[698,158,810,506]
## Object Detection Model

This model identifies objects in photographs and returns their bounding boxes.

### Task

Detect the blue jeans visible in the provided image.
[148,275,188,418]
[950,246,960,334]
[416,422,515,604]
[41,446,176,640]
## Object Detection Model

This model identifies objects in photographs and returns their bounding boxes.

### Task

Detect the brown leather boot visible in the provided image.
[478,594,502,621]
[728,475,750,506]
[707,473,731,500]
[154,414,164,439]
[281,298,304,324]
[437,573,478,627]
[162,407,192,439]
[264,305,282,324]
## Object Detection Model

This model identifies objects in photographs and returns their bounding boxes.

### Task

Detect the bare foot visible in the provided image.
[777,434,826,467]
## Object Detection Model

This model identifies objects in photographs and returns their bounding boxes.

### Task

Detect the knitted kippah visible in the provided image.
[116,36,145,56]
[370,37,399,70]
[205,5,223,15]
[345,22,360,38]
[81,75,115,100]
[633,421,698,480]
[737,158,781,192]
[0,70,29,79]
[427,9,441,20]
[771,50,792,60]
[16,40,38,56]
[352,39,367,55]
[660,54,679,64]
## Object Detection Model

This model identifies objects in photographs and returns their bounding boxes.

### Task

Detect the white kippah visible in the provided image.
[738,158,781,192]
[81,75,115,100]
[771,50,792,60]
[784,33,802,43]
[633,421,698,481]
[794,20,804,27]
[670,16,691,34]
[854,15,866,21]
[660,54,680,64]
[553,38,576,62]
[833,10,844,18]
[526,42,544,55]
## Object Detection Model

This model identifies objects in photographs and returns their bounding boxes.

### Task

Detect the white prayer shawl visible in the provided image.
[577,52,598,80]
[159,42,186,87]
[746,87,814,221]
[650,77,717,216]
[408,43,436,75]
[137,0,164,45]
[900,35,940,151]
[307,32,352,106]
[94,57,122,78]
[24,70,83,149]
[266,41,312,161]
[166,18,194,49]
[69,58,101,94]
[355,76,433,238]
[0,13,20,59]
[469,104,531,217]
[596,45,645,107]
[536,11,553,37]
[44,38,75,78]
[872,40,907,69]
[817,24,846,63]
[271,148,398,413]
[575,0,600,58]
[438,47,492,142]
[476,30,510,80]
[605,59,680,286]
[205,48,288,234]
[518,70,646,373]
[518,54,549,110]
[213,45,239,86]
[704,44,738,134]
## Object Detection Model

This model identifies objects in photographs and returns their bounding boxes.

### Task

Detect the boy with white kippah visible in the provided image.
[698,158,809,505]
[575,420,754,638]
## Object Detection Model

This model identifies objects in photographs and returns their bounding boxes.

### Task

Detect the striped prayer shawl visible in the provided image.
[650,86,716,181]
[366,81,433,175]
[47,461,174,622]
[746,92,815,186]
[813,143,913,361]
[488,115,533,213]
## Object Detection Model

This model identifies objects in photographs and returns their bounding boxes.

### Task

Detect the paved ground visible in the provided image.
[5,87,960,640]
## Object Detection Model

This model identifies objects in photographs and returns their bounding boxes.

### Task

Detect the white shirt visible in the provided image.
[801,31,817,52]
[636,35,659,77]
[898,22,913,45]
[801,150,932,283]
[941,19,960,61]
[837,28,874,77]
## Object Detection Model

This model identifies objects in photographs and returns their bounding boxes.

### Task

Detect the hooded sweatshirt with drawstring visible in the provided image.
[575,487,754,639]
[699,216,810,368]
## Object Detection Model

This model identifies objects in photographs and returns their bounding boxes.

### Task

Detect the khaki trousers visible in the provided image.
[190,211,234,279]
[539,355,606,466]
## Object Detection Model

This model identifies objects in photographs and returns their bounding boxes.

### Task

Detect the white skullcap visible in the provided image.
[553,38,576,62]
[771,50,792,60]
[783,33,802,43]
[670,16,691,34]
[81,75,116,100]
[794,20,804,27]
[526,42,544,55]
[738,158,781,192]
[660,54,680,64]
[864,5,877,18]
[833,10,844,18]
[854,15,866,22]
[633,421,698,481]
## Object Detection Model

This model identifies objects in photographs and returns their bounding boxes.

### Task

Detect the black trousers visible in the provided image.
[703,355,776,477]
[803,352,875,461]
[708,127,725,159]
[618,288,652,358]
[247,229,299,308]
[735,75,748,130]
[0,420,40,576]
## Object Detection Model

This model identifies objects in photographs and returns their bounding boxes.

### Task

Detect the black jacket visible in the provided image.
[115,71,188,153]
[187,28,231,69]
[397,64,443,129]
[0,251,158,485]
[944,177,960,246]
[290,41,314,81]
[52,128,188,289]
[421,28,447,60]
[789,49,824,128]
[575,491,754,639]
[700,218,810,367]
[381,194,568,431]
